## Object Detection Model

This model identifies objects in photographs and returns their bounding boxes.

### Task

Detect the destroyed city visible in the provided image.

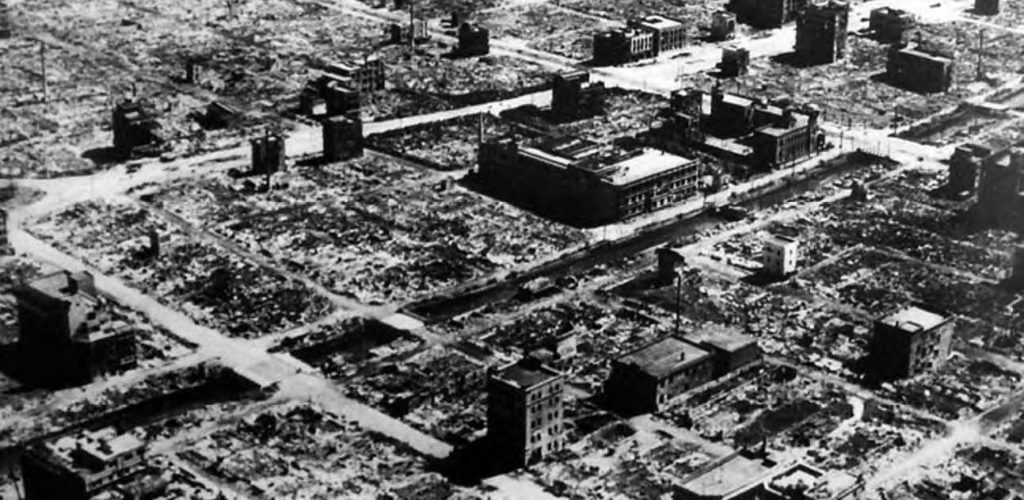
[4,0,1024,498]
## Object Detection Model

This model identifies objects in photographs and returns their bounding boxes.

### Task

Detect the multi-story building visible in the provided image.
[868,304,954,381]
[15,271,139,388]
[323,115,363,162]
[763,235,800,277]
[387,19,429,44]
[975,0,1000,15]
[457,23,490,56]
[728,0,805,28]
[711,10,738,41]
[629,15,687,56]
[794,1,849,65]
[250,133,286,176]
[22,428,147,500]
[477,136,700,226]
[683,325,761,377]
[593,27,656,65]
[976,144,1024,231]
[718,45,750,77]
[551,71,605,123]
[605,336,715,414]
[324,82,361,118]
[886,43,955,94]
[948,143,991,196]
[323,57,385,93]
[487,360,566,467]
[112,100,161,158]
[868,7,917,43]
[657,86,823,171]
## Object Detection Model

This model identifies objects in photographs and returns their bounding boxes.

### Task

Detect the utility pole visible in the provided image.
[39,41,47,102]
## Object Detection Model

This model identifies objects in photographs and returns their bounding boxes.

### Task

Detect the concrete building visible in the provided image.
[762,462,865,499]
[711,10,738,41]
[679,456,863,500]
[629,15,687,56]
[886,43,955,94]
[551,71,605,123]
[457,23,490,56]
[486,360,566,467]
[657,87,823,171]
[250,133,286,176]
[387,19,429,44]
[112,100,161,158]
[975,0,1000,15]
[794,1,849,65]
[323,57,385,93]
[948,143,991,196]
[728,0,805,28]
[22,428,146,500]
[324,82,361,118]
[976,145,1024,231]
[868,7,917,44]
[684,325,761,377]
[323,115,363,162]
[763,235,799,277]
[477,136,700,226]
[15,271,138,388]
[868,304,954,381]
[593,27,656,65]
[604,336,715,414]
[718,46,750,77]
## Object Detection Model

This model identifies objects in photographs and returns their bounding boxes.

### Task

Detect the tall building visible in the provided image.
[15,271,138,387]
[886,43,955,94]
[976,145,1024,231]
[763,235,800,277]
[323,115,363,162]
[948,143,991,196]
[868,7,917,44]
[112,100,161,158]
[323,57,385,93]
[868,304,954,381]
[629,15,687,56]
[487,360,566,467]
[728,0,805,28]
[477,136,700,226]
[250,133,286,176]
[605,336,715,414]
[550,71,605,123]
[22,428,146,500]
[457,23,490,56]
[794,1,849,65]
[710,11,738,41]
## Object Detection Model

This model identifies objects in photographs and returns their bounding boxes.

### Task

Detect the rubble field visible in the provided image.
[145,156,585,305]
[558,0,728,37]
[183,402,486,499]
[477,3,616,60]
[29,197,333,338]
[367,113,519,171]
[881,444,1024,499]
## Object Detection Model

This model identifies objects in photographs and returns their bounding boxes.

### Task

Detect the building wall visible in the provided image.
[763,241,798,277]
[729,0,798,28]
[870,317,954,380]
[487,375,566,466]
[886,48,954,94]
[605,356,715,415]
[795,3,849,65]
[21,451,89,500]
[976,151,1024,231]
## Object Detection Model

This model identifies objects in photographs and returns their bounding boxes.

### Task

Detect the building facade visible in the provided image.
[323,115,363,162]
[487,361,566,467]
[976,145,1024,231]
[948,143,991,195]
[323,57,385,93]
[794,1,849,65]
[22,428,146,500]
[593,28,655,65]
[112,100,161,158]
[605,336,715,414]
[763,235,799,277]
[551,71,605,123]
[718,46,750,77]
[250,133,286,175]
[886,43,955,94]
[629,15,687,55]
[728,0,804,28]
[868,304,954,380]
[711,10,738,41]
[477,137,700,226]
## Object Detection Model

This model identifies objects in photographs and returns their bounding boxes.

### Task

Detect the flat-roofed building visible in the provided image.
[886,43,954,94]
[684,324,761,377]
[22,428,146,500]
[794,1,849,65]
[976,144,1024,231]
[604,336,714,414]
[593,27,656,65]
[630,15,687,55]
[763,235,799,278]
[711,11,738,40]
[487,360,566,467]
[728,0,804,29]
[477,136,700,226]
[868,304,954,380]
[323,57,385,93]
[948,143,991,196]
[869,7,917,43]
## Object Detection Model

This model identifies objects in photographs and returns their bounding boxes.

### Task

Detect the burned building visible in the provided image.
[15,271,138,387]
[886,43,955,94]
[629,15,687,56]
[656,87,823,171]
[323,57,385,93]
[112,99,161,158]
[683,325,761,378]
[868,304,954,381]
[387,19,429,44]
[487,360,566,467]
[711,10,737,41]
[324,83,361,118]
[0,207,9,255]
[298,58,376,116]
[605,336,715,414]
[477,136,700,226]
[948,143,991,196]
[457,23,490,57]
[794,1,849,65]
[868,7,917,44]
[728,0,805,29]
[763,235,800,277]
[323,115,363,162]
[718,45,750,77]
[975,0,1000,15]
[22,428,147,500]
[976,144,1024,231]
[250,133,286,176]
[551,71,605,123]
[593,27,655,65]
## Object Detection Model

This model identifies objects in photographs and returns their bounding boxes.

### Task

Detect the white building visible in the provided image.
[763,235,799,277]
